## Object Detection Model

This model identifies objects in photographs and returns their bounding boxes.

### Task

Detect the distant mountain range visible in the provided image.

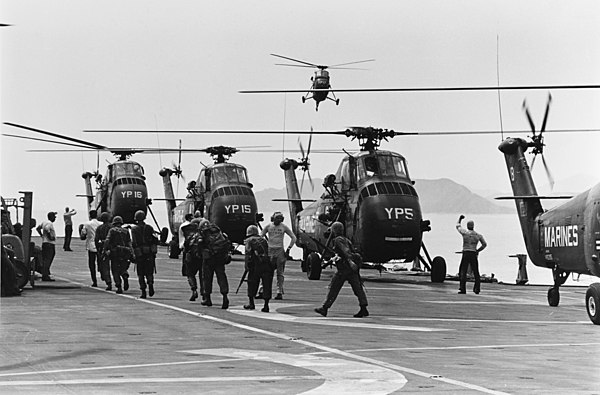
[254,177,513,216]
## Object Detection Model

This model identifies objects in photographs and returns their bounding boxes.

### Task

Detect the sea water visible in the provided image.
[422,213,595,287]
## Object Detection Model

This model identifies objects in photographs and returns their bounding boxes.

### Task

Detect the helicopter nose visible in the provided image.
[356,187,423,262]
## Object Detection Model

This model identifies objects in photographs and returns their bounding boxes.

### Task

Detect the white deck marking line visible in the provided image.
[228,303,447,332]
[388,317,589,324]
[0,376,320,386]
[0,358,243,377]
[349,342,600,353]
[183,348,407,393]
[58,278,507,394]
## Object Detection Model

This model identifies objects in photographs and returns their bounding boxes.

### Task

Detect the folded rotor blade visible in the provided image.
[522,100,536,133]
[540,94,553,133]
[541,154,555,191]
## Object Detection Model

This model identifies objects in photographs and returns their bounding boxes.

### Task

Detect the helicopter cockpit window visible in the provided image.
[114,162,145,178]
[357,155,407,180]
[211,168,227,185]
[236,167,248,184]
[363,156,379,177]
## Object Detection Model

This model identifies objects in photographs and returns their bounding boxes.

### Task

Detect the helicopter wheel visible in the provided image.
[585,283,600,325]
[430,256,446,283]
[335,99,340,106]
[300,249,309,272]
[302,96,306,104]
[306,252,322,280]
[160,227,169,245]
[547,286,560,306]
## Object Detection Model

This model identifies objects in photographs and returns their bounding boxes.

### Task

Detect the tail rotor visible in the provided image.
[298,127,314,193]
[523,93,555,190]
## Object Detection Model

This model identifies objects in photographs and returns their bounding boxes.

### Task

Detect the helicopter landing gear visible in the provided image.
[335,98,340,106]
[548,267,570,306]
[586,283,600,325]
[306,252,322,280]
[302,96,306,104]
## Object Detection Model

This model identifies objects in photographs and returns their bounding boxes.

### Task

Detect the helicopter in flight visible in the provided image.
[159,145,262,258]
[277,126,447,281]
[496,97,600,325]
[240,53,375,111]
[3,123,168,232]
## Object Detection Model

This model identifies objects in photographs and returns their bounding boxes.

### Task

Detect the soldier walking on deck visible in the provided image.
[456,215,487,294]
[131,211,158,299]
[244,225,274,312]
[94,212,113,290]
[314,222,369,318]
[104,216,133,294]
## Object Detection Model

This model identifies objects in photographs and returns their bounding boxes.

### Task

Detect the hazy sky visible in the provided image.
[1,0,599,228]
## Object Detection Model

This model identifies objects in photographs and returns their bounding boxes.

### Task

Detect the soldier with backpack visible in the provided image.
[183,217,205,302]
[103,216,133,294]
[243,225,274,312]
[131,210,159,299]
[198,220,231,309]
[314,221,369,318]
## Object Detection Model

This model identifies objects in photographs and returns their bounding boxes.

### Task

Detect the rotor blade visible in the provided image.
[522,100,536,133]
[177,139,182,169]
[240,84,600,94]
[4,122,107,149]
[270,53,319,68]
[329,59,375,67]
[274,63,319,69]
[306,127,313,157]
[2,133,93,149]
[530,154,537,171]
[84,128,600,135]
[298,138,305,158]
[326,66,371,70]
[541,154,555,191]
[540,93,553,133]
[307,169,314,192]
[300,171,305,194]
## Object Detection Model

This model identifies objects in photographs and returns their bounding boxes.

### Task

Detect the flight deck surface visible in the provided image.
[1,239,598,394]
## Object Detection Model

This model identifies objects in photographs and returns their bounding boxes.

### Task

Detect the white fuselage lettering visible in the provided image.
[121,191,143,199]
[544,225,578,247]
[225,204,251,214]
[384,207,414,220]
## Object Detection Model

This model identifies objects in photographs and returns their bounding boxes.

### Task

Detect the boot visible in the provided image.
[314,306,328,317]
[201,295,212,306]
[148,284,155,297]
[105,283,112,291]
[353,306,369,318]
[140,289,147,299]
[261,300,269,313]
[274,293,283,300]
[116,287,123,294]
[190,290,198,301]
[244,297,255,310]
[221,294,229,310]
[123,277,129,291]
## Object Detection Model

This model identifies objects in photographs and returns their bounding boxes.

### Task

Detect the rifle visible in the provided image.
[235,269,248,294]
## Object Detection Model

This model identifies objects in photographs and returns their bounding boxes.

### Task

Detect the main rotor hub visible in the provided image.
[205,146,239,163]
[344,127,396,151]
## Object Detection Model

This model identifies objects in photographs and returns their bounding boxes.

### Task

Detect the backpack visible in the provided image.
[187,231,204,260]
[202,223,232,258]
[249,237,271,268]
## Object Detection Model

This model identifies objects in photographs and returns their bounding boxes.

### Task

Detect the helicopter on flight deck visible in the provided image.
[277,126,447,281]
[159,145,262,258]
[495,96,600,325]
[3,123,168,233]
